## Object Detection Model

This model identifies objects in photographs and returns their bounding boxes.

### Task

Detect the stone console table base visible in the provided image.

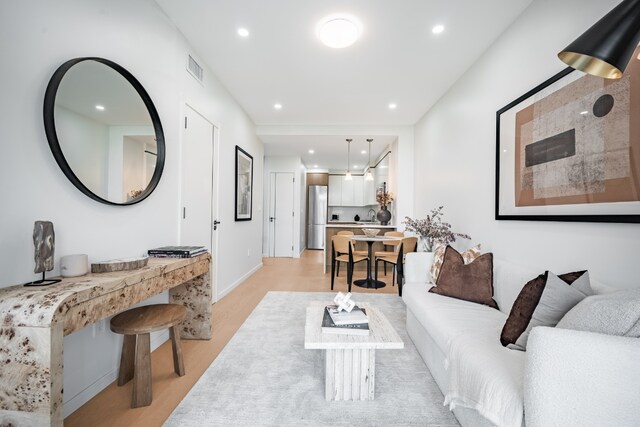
[0,254,212,427]
[304,302,403,401]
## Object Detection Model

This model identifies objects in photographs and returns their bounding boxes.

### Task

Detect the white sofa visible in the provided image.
[402,252,640,427]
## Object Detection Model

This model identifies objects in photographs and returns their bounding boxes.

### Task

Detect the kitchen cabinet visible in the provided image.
[328,175,342,206]
[328,174,372,206]
[364,170,376,205]
[341,176,355,205]
[353,175,364,206]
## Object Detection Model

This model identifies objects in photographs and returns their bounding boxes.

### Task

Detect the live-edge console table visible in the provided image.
[0,254,212,426]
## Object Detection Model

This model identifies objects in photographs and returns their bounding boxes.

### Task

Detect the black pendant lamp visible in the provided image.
[558,0,640,79]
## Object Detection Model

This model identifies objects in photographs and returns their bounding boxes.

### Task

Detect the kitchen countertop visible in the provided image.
[326,223,397,229]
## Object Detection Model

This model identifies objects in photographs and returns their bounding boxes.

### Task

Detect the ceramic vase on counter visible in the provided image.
[377,206,392,225]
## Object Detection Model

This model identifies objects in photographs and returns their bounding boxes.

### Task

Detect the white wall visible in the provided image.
[298,164,307,253]
[0,0,263,416]
[262,156,304,257]
[413,0,639,289]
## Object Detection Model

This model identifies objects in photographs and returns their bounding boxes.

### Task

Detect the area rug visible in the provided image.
[165,291,459,426]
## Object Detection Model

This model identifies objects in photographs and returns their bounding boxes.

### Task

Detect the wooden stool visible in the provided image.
[110,304,187,408]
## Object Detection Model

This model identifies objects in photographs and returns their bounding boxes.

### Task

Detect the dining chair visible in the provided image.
[374,237,417,296]
[333,231,354,276]
[331,235,367,291]
[378,231,404,276]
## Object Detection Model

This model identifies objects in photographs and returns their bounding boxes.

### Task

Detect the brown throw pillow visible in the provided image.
[429,246,498,309]
[500,270,592,350]
[430,243,482,283]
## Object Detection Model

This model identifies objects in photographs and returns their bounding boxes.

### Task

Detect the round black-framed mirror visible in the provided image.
[43,57,165,206]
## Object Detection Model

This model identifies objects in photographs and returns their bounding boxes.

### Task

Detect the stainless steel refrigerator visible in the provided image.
[307,185,327,250]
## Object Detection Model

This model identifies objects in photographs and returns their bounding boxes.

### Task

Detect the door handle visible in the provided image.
[213,220,221,230]
[270,217,275,222]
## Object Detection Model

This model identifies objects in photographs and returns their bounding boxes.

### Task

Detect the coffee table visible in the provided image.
[304,302,404,401]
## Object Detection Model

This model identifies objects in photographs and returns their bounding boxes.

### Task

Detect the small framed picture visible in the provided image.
[235,146,253,221]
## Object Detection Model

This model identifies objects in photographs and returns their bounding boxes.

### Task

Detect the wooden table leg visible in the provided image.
[169,272,212,340]
[0,324,64,426]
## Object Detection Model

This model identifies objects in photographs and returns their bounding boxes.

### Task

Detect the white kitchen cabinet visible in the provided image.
[328,175,342,206]
[341,176,355,206]
[364,170,376,205]
[329,174,371,206]
[353,175,364,206]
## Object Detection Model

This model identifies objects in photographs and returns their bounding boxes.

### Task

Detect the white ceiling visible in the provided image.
[154,0,533,169]
[260,135,397,172]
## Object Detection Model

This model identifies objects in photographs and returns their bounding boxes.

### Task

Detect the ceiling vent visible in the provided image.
[187,55,203,84]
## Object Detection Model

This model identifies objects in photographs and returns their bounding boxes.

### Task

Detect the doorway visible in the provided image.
[268,172,294,257]
[180,104,219,301]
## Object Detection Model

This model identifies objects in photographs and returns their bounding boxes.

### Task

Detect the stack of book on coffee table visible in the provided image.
[322,304,369,336]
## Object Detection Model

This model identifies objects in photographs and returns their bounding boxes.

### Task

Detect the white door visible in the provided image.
[180,105,218,300]
[269,172,294,257]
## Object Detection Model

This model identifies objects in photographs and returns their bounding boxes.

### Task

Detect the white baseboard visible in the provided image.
[63,331,170,418]
[216,262,263,300]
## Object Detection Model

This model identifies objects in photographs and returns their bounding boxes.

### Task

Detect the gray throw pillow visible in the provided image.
[508,271,593,351]
[557,287,640,337]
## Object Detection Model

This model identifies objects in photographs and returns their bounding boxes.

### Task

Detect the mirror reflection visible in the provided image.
[47,59,163,204]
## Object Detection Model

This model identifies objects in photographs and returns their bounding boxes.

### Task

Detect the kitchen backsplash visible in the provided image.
[328,206,379,222]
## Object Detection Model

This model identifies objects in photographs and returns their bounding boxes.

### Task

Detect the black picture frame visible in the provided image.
[235,145,253,221]
[496,66,640,223]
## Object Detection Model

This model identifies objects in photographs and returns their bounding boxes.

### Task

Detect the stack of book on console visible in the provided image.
[322,304,369,336]
[148,246,207,258]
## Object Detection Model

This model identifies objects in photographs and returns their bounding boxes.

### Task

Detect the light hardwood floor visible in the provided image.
[66,250,398,427]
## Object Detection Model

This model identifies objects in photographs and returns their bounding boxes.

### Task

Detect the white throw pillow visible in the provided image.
[557,287,640,337]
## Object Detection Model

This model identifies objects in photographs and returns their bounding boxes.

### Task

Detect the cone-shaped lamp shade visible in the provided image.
[558,0,640,79]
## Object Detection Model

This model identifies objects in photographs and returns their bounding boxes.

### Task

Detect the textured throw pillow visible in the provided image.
[557,287,640,337]
[430,243,481,283]
[500,270,593,350]
[429,245,497,309]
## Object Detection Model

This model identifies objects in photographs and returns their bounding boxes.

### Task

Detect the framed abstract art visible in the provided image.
[496,48,640,223]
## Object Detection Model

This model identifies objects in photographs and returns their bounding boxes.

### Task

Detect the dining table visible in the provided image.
[350,235,398,289]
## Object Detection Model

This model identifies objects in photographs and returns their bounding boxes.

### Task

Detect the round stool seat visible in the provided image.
[110,304,187,335]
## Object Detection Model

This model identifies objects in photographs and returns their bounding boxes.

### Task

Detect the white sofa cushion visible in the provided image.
[403,282,507,354]
[446,331,526,427]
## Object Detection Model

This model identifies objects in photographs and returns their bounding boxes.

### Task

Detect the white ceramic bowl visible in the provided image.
[362,228,380,238]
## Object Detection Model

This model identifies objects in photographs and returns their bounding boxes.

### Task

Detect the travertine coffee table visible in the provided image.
[304,302,404,401]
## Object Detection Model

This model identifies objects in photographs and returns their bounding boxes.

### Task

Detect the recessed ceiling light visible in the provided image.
[274,103,282,109]
[388,103,397,110]
[580,110,589,115]
[237,28,250,37]
[309,149,315,154]
[316,14,362,49]
[432,24,445,35]
[361,150,367,154]
[313,164,318,168]
[353,164,359,168]
[95,105,105,111]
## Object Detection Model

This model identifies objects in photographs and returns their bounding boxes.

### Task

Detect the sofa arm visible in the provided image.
[404,252,434,285]
[524,326,640,427]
